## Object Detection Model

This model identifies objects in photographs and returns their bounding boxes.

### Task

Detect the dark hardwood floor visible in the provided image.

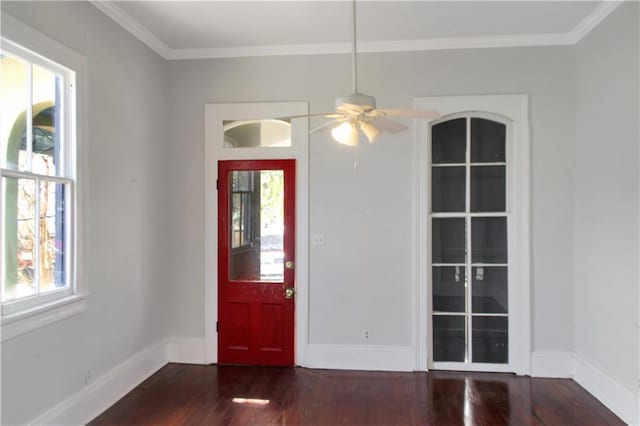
[89,364,624,425]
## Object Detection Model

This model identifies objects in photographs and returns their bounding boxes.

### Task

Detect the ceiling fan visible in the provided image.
[283,0,440,146]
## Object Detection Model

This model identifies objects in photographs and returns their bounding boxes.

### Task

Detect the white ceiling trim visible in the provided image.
[165,33,575,60]
[567,1,622,44]
[91,1,622,61]
[91,1,171,58]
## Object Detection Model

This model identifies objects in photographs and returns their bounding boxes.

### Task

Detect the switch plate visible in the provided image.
[312,233,325,246]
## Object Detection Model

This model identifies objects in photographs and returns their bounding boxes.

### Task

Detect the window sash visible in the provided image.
[1,39,74,180]
[1,172,74,305]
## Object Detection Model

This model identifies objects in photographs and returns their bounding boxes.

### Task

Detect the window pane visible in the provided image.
[472,316,508,363]
[432,167,465,212]
[432,118,466,164]
[471,217,507,263]
[472,267,507,314]
[31,65,62,177]
[2,177,36,301]
[433,315,466,362]
[0,54,29,171]
[224,120,291,148]
[229,170,284,282]
[39,180,67,292]
[432,218,466,264]
[471,118,505,163]
[471,166,506,212]
[433,266,466,313]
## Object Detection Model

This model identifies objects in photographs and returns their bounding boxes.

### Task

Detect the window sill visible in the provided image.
[1,294,87,342]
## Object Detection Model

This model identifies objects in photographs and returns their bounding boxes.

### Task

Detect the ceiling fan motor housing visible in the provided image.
[335,92,377,114]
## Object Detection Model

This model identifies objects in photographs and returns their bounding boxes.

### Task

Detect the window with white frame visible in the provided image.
[1,39,77,316]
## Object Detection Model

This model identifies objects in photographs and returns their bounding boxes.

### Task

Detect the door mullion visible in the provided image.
[465,117,472,364]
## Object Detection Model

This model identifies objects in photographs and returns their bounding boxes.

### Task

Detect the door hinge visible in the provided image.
[216,321,219,332]
[216,180,219,190]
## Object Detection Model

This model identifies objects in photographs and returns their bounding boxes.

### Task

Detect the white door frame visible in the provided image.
[414,94,530,375]
[204,102,309,366]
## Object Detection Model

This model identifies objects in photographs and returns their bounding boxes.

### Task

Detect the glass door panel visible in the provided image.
[430,116,509,369]
[228,170,284,282]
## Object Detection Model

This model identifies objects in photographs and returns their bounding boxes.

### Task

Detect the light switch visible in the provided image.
[312,233,325,246]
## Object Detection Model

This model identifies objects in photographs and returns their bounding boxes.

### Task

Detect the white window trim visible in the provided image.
[1,14,89,341]
[413,94,530,375]
[204,102,309,366]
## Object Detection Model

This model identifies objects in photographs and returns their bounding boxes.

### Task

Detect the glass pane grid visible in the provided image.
[2,45,73,307]
[431,116,508,366]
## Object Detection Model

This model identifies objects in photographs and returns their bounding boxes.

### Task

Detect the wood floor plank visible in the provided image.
[89,364,625,426]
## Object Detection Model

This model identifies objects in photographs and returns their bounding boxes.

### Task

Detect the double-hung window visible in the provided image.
[1,35,79,322]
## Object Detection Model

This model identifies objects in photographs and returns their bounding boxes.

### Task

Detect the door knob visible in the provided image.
[285,260,294,269]
[284,287,296,299]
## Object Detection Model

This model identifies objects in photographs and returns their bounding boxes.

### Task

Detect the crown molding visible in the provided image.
[90,0,171,58]
[568,1,622,44]
[91,1,622,61]
[165,33,577,60]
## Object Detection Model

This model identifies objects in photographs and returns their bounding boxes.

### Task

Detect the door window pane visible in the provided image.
[471,118,505,163]
[224,120,291,148]
[229,170,284,282]
[472,217,507,263]
[471,166,506,212]
[432,167,465,212]
[432,218,466,264]
[433,266,466,313]
[472,267,507,313]
[432,118,466,164]
[433,315,466,362]
[472,316,508,363]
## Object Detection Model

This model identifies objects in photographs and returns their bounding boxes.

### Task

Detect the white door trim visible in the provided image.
[414,94,530,374]
[204,102,309,366]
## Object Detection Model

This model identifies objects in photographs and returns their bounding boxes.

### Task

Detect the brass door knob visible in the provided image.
[284,287,296,299]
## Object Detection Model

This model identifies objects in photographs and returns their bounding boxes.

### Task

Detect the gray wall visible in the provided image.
[166,46,576,351]
[574,2,639,395]
[1,2,170,424]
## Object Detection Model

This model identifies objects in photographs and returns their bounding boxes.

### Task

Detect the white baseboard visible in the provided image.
[166,337,206,364]
[530,350,639,425]
[573,355,639,426]
[26,343,638,426]
[530,350,575,378]
[29,339,168,425]
[306,344,415,372]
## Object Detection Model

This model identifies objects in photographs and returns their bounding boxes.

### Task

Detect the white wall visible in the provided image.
[574,2,639,396]
[166,47,576,353]
[0,2,170,424]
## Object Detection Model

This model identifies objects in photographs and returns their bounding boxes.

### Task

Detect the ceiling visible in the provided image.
[93,1,618,59]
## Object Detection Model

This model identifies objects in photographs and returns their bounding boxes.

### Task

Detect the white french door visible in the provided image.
[428,113,513,372]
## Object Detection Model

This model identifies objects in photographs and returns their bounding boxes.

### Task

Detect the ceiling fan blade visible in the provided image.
[368,117,408,134]
[310,118,345,134]
[376,109,440,119]
[277,112,342,120]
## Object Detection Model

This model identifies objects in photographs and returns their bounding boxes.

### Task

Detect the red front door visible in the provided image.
[218,159,295,366]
